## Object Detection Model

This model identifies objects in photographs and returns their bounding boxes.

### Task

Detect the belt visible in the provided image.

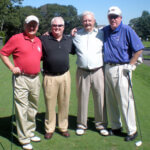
[105,63,127,66]
[44,71,67,76]
[21,73,39,78]
[79,67,101,72]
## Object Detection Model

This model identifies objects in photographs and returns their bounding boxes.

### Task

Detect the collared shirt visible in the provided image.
[73,28,104,69]
[103,22,144,63]
[0,33,42,74]
[40,33,75,74]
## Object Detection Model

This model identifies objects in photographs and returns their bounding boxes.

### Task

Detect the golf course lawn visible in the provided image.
[0,55,150,150]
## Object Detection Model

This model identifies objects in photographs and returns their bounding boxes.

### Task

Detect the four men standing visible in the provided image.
[0,5,144,149]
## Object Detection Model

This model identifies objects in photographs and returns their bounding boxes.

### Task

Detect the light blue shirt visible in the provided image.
[73,28,104,69]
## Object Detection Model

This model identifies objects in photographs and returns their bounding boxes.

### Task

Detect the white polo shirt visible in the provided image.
[73,28,104,69]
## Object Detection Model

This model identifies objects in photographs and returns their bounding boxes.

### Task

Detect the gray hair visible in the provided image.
[51,16,65,25]
[81,11,95,20]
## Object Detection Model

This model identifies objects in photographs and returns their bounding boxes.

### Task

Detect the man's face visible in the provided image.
[24,21,38,36]
[108,14,122,30]
[82,14,95,32]
[51,19,64,38]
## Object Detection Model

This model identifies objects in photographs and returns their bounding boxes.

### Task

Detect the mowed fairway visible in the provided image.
[0,54,150,150]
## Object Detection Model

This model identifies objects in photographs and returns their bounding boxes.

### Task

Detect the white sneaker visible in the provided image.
[22,143,33,150]
[76,128,85,135]
[30,136,41,142]
[100,129,109,136]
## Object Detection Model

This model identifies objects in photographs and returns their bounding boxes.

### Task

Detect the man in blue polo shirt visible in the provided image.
[103,6,144,141]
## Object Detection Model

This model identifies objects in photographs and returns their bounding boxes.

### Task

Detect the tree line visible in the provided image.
[129,11,150,40]
[0,0,150,43]
[0,0,81,42]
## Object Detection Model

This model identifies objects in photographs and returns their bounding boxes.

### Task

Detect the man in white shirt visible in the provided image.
[73,11,108,136]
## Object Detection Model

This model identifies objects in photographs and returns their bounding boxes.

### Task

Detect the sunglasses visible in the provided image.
[108,15,119,19]
[52,24,64,27]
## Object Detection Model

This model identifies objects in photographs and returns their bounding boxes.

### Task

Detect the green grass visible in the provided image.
[143,54,150,59]
[142,41,150,48]
[0,56,150,150]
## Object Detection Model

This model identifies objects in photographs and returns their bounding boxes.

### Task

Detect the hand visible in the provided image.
[136,56,143,65]
[43,31,49,36]
[11,67,21,74]
[70,28,77,37]
[123,64,136,73]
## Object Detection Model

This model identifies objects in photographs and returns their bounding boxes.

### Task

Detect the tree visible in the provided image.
[0,0,22,31]
[1,2,81,41]
[38,4,81,34]
[141,11,149,17]
[0,0,23,41]
[129,10,150,40]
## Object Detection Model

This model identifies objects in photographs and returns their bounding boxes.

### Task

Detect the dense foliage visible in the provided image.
[0,1,81,42]
[129,11,150,40]
[0,0,150,42]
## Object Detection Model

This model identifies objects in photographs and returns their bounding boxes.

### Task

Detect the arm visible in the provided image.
[124,50,143,72]
[70,28,77,37]
[130,50,143,65]
[0,53,21,74]
[70,42,76,55]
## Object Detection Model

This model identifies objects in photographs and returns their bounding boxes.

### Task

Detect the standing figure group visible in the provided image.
[0,5,144,150]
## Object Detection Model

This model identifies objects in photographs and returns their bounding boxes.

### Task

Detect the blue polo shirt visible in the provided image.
[103,22,144,63]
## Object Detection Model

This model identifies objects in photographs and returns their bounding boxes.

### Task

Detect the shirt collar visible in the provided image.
[83,27,98,34]
[23,32,37,42]
[48,32,67,41]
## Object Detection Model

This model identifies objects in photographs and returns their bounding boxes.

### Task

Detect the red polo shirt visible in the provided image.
[0,33,42,74]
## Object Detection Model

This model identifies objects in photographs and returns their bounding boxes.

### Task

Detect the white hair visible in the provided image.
[51,16,65,25]
[81,11,95,20]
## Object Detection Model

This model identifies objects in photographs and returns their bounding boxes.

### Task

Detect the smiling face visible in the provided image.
[82,14,95,32]
[108,14,122,30]
[24,21,39,38]
[51,17,64,40]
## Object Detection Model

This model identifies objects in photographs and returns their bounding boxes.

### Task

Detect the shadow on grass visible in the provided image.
[144,58,150,60]
[0,115,20,146]
[0,112,127,147]
[36,112,97,135]
[144,47,150,50]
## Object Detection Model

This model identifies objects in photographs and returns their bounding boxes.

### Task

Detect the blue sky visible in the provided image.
[22,0,150,25]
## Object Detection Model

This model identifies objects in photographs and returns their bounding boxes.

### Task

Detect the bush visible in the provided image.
[0,31,6,44]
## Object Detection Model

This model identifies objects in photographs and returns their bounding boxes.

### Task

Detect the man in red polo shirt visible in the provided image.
[0,15,42,150]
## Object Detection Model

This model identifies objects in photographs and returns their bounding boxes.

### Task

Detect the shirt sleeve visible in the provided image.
[127,27,144,52]
[0,35,17,56]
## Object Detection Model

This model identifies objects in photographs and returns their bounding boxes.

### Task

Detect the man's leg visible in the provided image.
[43,75,58,133]
[27,76,41,137]
[14,76,31,144]
[104,65,122,130]
[57,71,71,134]
[91,68,107,129]
[76,68,91,129]
[118,69,137,135]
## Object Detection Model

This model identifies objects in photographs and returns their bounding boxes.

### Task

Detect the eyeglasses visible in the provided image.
[52,24,64,27]
[108,15,119,19]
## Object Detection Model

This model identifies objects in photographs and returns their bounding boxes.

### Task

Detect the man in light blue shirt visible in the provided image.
[73,11,108,136]
[103,6,144,141]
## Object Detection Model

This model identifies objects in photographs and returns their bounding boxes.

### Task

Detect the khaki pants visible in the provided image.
[14,75,41,144]
[43,71,71,133]
[76,67,107,129]
[105,64,137,135]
